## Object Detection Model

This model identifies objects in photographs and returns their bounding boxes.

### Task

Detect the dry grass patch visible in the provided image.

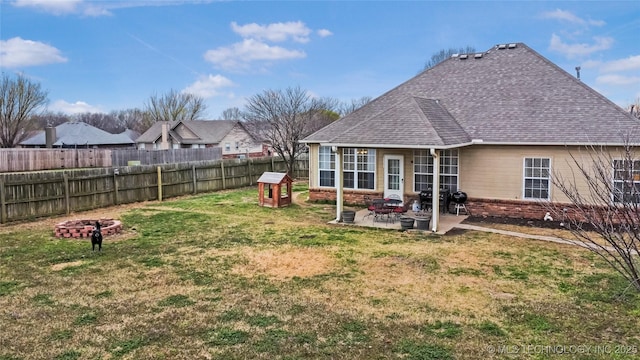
[1,187,639,360]
[50,260,86,271]
[233,246,336,280]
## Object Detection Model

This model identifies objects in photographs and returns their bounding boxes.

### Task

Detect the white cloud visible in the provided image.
[183,74,235,98]
[0,37,67,68]
[231,21,312,43]
[596,74,640,86]
[49,100,103,114]
[13,0,81,14]
[13,0,111,16]
[541,9,605,27]
[204,39,305,71]
[317,29,333,37]
[599,55,640,73]
[549,34,613,58]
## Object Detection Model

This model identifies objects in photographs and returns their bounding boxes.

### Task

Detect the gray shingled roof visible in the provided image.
[21,122,135,146]
[136,120,244,145]
[303,43,639,147]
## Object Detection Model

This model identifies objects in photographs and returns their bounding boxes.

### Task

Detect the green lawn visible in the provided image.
[0,185,638,359]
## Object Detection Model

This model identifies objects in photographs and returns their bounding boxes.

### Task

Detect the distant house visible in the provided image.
[136,120,269,158]
[301,42,640,231]
[20,122,136,149]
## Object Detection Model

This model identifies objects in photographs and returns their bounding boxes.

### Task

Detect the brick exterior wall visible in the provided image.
[309,188,554,220]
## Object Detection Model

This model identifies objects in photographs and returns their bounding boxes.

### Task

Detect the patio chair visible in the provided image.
[363,195,376,220]
[372,198,393,224]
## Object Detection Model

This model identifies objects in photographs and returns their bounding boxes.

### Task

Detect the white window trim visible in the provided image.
[343,148,376,190]
[318,146,336,188]
[612,159,640,203]
[413,149,459,193]
[522,157,551,200]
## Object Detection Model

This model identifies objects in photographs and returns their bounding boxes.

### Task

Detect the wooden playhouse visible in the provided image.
[257,172,292,208]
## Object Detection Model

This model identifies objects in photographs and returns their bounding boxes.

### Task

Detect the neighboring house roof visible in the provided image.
[136,120,253,145]
[303,42,640,148]
[21,122,135,146]
[120,129,141,141]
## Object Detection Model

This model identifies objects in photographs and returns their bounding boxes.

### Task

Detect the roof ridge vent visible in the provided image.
[508,43,517,49]
[474,53,483,59]
[497,44,507,50]
[459,54,468,60]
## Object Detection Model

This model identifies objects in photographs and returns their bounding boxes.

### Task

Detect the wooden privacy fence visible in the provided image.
[0,157,308,224]
[0,148,223,172]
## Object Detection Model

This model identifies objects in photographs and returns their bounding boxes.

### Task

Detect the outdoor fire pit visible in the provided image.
[54,218,122,238]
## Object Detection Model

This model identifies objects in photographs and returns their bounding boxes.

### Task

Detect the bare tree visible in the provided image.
[220,107,242,121]
[423,46,476,70]
[110,108,150,133]
[75,112,119,133]
[338,96,373,116]
[0,73,48,147]
[546,139,640,292]
[31,111,70,129]
[242,86,330,175]
[629,98,640,119]
[144,89,207,123]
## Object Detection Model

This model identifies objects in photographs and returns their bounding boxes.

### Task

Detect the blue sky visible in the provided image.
[1,0,639,119]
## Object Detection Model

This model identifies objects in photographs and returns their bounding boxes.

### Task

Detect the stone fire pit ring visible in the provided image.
[54,218,122,238]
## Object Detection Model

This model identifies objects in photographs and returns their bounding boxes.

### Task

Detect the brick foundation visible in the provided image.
[54,218,122,238]
[309,188,555,220]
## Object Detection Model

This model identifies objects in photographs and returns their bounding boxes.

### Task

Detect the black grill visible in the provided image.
[450,191,468,204]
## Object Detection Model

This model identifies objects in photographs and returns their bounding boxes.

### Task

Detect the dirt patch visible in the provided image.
[463,215,566,229]
[51,260,85,271]
[234,247,335,280]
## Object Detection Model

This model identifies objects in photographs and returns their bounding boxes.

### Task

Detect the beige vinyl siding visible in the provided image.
[308,144,320,188]
[174,123,198,139]
[308,144,414,194]
[459,145,616,203]
[310,143,623,205]
[220,124,262,157]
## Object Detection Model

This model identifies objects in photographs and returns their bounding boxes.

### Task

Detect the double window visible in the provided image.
[413,149,459,192]
[318,146,376,190]
[343,148,376,190]
[613,160,640,203]
[523,157,550,200]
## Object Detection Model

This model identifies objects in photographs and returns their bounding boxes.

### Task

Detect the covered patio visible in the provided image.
[330,207,468,235]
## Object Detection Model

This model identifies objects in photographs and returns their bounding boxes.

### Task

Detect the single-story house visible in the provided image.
[301,42,640,232]
[136,120,269,159]
[20,121,136,149]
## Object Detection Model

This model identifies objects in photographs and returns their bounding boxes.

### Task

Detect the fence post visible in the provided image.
[192,164,197,194]
[0,177,6,224]
[248,159,252,185]
[157,166,163,201]
[113,172,119,205]
[63,172,70,215]
[220,161,226,190]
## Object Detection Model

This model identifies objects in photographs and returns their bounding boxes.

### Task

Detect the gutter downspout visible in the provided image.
[335,147,343,221]
[430,148,439,232]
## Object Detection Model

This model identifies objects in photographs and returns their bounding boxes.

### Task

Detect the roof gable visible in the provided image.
[136,120,242,144]
[21,122,135,146]
[304,42,639,147]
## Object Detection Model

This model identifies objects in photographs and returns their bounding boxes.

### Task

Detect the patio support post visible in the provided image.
[430,148,440,232]
[335,146,343,221]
